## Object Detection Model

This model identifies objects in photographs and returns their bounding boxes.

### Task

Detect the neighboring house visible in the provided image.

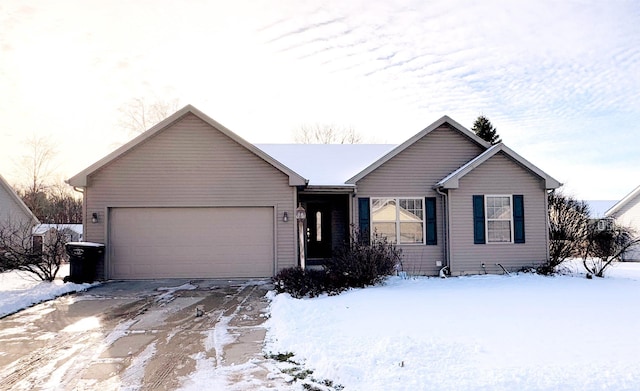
[67,105,561,280]
[0,174,39,268]
[32,224,83,253]
[605,185,640,261]
[0,173,39,230]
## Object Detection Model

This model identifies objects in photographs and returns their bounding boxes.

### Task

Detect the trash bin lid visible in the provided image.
[66,242,105,248]
[65,242,105,256]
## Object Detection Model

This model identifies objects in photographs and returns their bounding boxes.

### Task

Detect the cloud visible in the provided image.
[0,0,638,200]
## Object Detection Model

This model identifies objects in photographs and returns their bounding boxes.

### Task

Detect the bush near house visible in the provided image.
[581,222,640,277]
[542,190,640,277]
[540,190,590,275]
[0,221,68,281]
[273,230,402,298]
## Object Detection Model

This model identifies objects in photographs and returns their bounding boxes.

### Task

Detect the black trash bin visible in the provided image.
[64,242,104,283]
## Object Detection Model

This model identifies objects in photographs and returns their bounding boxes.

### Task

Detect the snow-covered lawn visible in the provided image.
[0,264,97,318]
[265,262,640,391]
[4,261,640,390]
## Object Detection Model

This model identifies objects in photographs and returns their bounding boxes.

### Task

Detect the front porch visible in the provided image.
[297,192,351,266]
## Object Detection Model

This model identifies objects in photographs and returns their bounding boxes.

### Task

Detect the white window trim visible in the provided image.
[485,194,513,244]
[371,196,426,245]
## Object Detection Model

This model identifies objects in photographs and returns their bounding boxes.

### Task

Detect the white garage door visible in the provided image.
[109,207,274,279]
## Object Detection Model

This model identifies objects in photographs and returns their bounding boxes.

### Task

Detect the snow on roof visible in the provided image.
[256,144,397,186]
[33,224,83,236]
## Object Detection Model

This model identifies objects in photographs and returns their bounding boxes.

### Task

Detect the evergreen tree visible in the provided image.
[471,115,501,144]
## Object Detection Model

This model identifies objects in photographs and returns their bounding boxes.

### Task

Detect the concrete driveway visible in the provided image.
[0,279,290,390]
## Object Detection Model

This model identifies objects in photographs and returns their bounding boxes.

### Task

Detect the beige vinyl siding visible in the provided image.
[0,186,33,227]
[354,124,484,275]
[447,152,548,275]
[612,193,640,228]
[84,113,296,279]
[611,195,640,260]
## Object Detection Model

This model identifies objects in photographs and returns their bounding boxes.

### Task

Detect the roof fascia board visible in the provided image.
[346,115,490,184]
[605,184,640,217]
[436,143,562,190]
[67,105,307,187]
[301,185,356,194]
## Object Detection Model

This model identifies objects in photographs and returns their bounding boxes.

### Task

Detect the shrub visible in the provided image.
[581,223,640,277]
[324,231,400,289]
[0,221,68,281]
[272,267,327,298]
[272,229,402,298]
[540,190,590,275]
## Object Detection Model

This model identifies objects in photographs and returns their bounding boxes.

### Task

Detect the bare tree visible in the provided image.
[16,135,58,218]
[118,97,179,135]
[581,223,640,278]
[0,220,68,281]
[540,190,590,274]
[293,124,362,144]
[45,182,82,223]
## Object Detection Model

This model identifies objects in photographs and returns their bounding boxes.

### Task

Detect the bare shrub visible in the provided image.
[540,191,590,275]
[582,223,640,277]
[0,221,68,281]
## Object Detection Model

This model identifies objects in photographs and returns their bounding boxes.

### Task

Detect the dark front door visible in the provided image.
[306,203,332,259]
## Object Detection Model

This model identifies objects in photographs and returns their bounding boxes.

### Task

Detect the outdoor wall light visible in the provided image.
[295,204,306,221]
[283,211,289,222]
[91,212,98,223]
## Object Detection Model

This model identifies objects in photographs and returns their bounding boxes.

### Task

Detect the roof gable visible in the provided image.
[605,184,640,217]
[346,115,490,184]
[0,174,40,225]
[435,143,562,190]
[67,105,307,187]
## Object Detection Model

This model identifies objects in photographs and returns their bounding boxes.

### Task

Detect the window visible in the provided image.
[316,211,322,241]
[32,235,43,254]
[486,195,512,243]
[473,195,525,244]
[371,198,425,244]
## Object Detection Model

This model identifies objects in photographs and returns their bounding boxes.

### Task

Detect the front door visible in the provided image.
[306,203,332,259]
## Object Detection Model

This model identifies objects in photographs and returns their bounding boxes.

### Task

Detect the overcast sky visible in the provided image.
[1,0,638,200]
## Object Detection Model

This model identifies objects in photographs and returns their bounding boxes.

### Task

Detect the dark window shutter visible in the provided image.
[358,198,370,244]
[473,195,485,244]
[513,195,525,243]
[425,197,437,245]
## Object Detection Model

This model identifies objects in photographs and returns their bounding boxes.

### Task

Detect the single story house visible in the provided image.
[605,185,640,261]
[67,105,561,280]
[32,224,83,253]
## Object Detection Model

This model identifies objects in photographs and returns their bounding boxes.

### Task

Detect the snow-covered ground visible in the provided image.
[0,264,97,318]
[265,262,640,391]
[3,262,640,390]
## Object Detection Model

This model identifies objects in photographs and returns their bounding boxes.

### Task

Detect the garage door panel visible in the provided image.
[109,207,274,279]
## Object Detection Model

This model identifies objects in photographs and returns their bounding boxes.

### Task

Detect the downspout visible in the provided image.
[435,187,450,275]
[544,189,551,262]
[71,186,87,241]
